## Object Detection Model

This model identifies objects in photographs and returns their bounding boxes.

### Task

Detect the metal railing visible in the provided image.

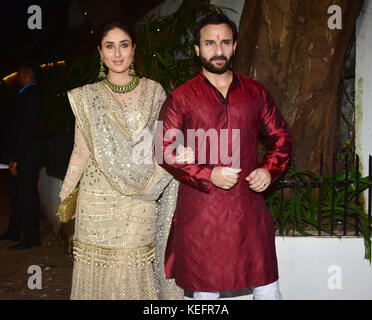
[267,154,372,237]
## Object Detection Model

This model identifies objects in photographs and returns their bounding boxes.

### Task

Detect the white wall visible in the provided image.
[356,0,372,181]
[275,237,372,300]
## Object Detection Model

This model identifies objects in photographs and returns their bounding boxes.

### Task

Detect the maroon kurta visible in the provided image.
[157,71,292,292]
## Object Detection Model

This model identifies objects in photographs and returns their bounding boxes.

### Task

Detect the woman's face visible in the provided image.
[99,27,135,75]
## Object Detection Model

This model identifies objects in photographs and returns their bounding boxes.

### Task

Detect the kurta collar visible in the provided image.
[198,69,239,104]
[18,82,37,94]
[198,69,240,88]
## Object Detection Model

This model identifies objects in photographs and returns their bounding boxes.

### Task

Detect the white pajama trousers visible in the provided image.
[193,280,283,300]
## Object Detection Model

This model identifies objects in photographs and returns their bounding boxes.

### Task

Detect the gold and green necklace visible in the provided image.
[103,75,139,93]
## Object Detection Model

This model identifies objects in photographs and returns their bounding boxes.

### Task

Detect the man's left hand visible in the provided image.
[245,168,271,192]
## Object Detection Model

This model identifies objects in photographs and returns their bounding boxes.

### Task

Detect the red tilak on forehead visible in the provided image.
[217,34,220,40]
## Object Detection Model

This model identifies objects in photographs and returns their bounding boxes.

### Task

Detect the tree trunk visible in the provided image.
[234,0,363,174]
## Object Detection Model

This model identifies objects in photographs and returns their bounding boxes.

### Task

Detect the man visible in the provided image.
[0,61,47,250]
[157,13,292,300]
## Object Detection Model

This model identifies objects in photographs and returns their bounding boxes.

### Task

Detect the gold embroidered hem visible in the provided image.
[71,240,157,300]
[73,239,155,268]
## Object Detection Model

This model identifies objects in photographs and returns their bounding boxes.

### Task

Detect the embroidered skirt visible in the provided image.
[70,156,158,300]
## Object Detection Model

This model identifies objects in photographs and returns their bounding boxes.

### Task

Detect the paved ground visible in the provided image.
[0,169,73,300]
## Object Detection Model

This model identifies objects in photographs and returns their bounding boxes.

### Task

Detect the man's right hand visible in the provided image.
[210,167,241,190]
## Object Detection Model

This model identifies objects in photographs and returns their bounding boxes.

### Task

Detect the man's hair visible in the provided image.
[18,60,41,82]
[194,13,238,46]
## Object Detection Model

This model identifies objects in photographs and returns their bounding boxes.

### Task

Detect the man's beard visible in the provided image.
[199,53,233,74]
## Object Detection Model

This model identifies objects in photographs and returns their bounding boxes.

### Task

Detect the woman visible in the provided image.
[59,20,189,300]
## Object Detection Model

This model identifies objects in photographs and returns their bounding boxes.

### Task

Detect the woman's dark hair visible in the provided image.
[194,13,238,46]
[97,19,136,48]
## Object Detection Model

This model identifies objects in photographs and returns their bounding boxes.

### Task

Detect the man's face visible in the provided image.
[16,67,31,87]
[195,23,237,75]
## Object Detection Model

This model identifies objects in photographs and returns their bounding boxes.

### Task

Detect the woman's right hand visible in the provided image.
[176,145,195,164]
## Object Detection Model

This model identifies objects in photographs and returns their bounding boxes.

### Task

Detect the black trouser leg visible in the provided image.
[16,163,41,243]
[5,174,22,238]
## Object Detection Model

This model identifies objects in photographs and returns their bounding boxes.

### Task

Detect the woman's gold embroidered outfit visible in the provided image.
[60,78,182,300]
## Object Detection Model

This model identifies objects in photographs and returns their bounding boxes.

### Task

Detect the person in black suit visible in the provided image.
[0,61,47,250]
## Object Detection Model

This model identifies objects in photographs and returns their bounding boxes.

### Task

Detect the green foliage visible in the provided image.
[134,1,225,92]
[266,168,372,262]
[344,65,355,80]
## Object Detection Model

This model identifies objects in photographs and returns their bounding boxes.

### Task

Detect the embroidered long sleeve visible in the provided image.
[59,124,90,201]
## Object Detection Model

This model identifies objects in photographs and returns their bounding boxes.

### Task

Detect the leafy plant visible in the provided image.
[134,0,226,93]
[266,168,372,262]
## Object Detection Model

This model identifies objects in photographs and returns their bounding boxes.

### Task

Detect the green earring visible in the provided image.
[129,62,136,76]
[98,58,106,80]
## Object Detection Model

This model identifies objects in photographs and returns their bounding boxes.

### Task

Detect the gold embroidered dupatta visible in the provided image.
[67,79,183,299]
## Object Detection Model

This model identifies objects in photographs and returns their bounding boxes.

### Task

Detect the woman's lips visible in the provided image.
[113,60,123,65]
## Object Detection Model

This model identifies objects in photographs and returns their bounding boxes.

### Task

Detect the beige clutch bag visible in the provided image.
[58,187,79,223]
